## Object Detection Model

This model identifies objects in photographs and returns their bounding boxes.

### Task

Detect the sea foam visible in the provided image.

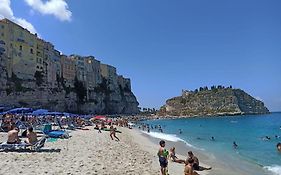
[264,165,281,175]
[141,131,195,148]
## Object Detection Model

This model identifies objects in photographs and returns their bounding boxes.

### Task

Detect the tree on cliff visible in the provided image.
[34,71,43,86]
[74,77,87,103]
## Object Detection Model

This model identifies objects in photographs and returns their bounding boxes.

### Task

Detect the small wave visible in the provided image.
[230,120,238,123]
[141,131,198,149]
[141,131,183,142]
[264,165,281,175]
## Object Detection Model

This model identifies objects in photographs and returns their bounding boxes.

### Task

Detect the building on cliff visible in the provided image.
[0,18,139,114]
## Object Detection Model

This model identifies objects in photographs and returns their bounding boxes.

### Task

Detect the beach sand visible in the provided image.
[0,127,160,175]
[0,126,218,175]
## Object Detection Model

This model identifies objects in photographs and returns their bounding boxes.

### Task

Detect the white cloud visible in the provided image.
[0,0,38,34]
[24,0,72,21]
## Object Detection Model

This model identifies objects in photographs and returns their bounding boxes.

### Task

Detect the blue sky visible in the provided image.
[1,0,281,111]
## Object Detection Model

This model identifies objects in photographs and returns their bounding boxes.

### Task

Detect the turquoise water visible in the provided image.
[143,112,281,175]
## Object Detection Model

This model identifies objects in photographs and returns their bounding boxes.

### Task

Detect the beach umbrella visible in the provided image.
[93,116,107,120]
[32,109,49,115]
[4,107,33,114]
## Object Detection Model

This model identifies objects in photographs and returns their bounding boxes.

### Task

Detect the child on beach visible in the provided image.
[169,147,186,164]
[158,140,169,175]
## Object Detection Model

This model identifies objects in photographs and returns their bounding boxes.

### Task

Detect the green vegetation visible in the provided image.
[159,86,269,116]
[94,78,111,95]
[74,77,87,103]
[34,71,44,86]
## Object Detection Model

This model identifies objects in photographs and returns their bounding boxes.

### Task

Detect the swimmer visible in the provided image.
[179,129,182,134]
[233,141,238,149]
[277,143,281,152]
[211,136,215,141]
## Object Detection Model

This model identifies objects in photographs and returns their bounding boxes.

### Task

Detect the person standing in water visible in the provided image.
[158,140,169,175]
[233,141,238,149]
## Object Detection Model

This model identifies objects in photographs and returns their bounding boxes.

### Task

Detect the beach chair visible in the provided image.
[42,124,70,139]
[0,137,46,151]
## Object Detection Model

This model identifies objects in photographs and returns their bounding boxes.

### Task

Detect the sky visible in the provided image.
[0,0,281,111]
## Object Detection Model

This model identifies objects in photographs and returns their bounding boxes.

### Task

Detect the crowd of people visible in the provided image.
[157,140,212,175]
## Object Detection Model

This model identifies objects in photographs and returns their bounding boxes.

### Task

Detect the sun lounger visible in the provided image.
[0,137,46,151]
[43,124,70,138]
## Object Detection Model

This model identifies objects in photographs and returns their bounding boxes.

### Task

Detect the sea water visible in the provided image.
[143,112,281,175]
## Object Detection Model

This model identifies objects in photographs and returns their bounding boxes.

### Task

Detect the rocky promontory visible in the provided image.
[158,86,269,117]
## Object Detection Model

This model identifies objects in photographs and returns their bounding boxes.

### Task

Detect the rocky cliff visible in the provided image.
[158,87,269,117]
[0,54,139,114]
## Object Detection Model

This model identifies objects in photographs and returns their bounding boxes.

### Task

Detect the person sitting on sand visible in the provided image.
[26,127,38,145]
[187,151,212,171]
[110,125,120,141]
[277,143,281,152]
[158,140,169,175]
[184,158,199,175]
[169,147,186,164]
[7,126,20,144]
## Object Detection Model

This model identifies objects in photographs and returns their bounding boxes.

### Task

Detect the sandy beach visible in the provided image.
[0,126,215,175]
[0,127,159,175]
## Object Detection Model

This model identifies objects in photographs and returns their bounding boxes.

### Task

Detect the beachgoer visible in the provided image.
[26,127,38,145]
[7,126,20,144]
[158,140,168,175]
[179,129,182,134]
[187,151,212,171]
[169,147,185,164]
[262,136,271,141]
[110,125,120,141]
[277,143,281,152]
[233,141,238,149]
[184,158,199,175]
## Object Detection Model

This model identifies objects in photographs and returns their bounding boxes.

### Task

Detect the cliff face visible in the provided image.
[0,55,139,114]
[158,88,269,117]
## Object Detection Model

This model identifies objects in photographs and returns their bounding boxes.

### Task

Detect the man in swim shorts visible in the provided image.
[158,140,168,175]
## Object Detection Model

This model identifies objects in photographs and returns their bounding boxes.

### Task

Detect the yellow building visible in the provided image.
[0,18,37,79]
[36,38,44,72]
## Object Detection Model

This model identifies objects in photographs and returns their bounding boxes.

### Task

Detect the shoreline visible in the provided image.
[0,125,275,175]
[135,129,272,175]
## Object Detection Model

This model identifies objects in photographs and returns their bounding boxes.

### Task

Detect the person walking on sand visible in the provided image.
[158,140,169,175]
[110,125,120,141]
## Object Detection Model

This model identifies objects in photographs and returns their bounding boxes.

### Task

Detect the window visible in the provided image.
[1,25,4,29]
[19,45,22,51]
[30,48,33,54]
[1,33,4,37]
